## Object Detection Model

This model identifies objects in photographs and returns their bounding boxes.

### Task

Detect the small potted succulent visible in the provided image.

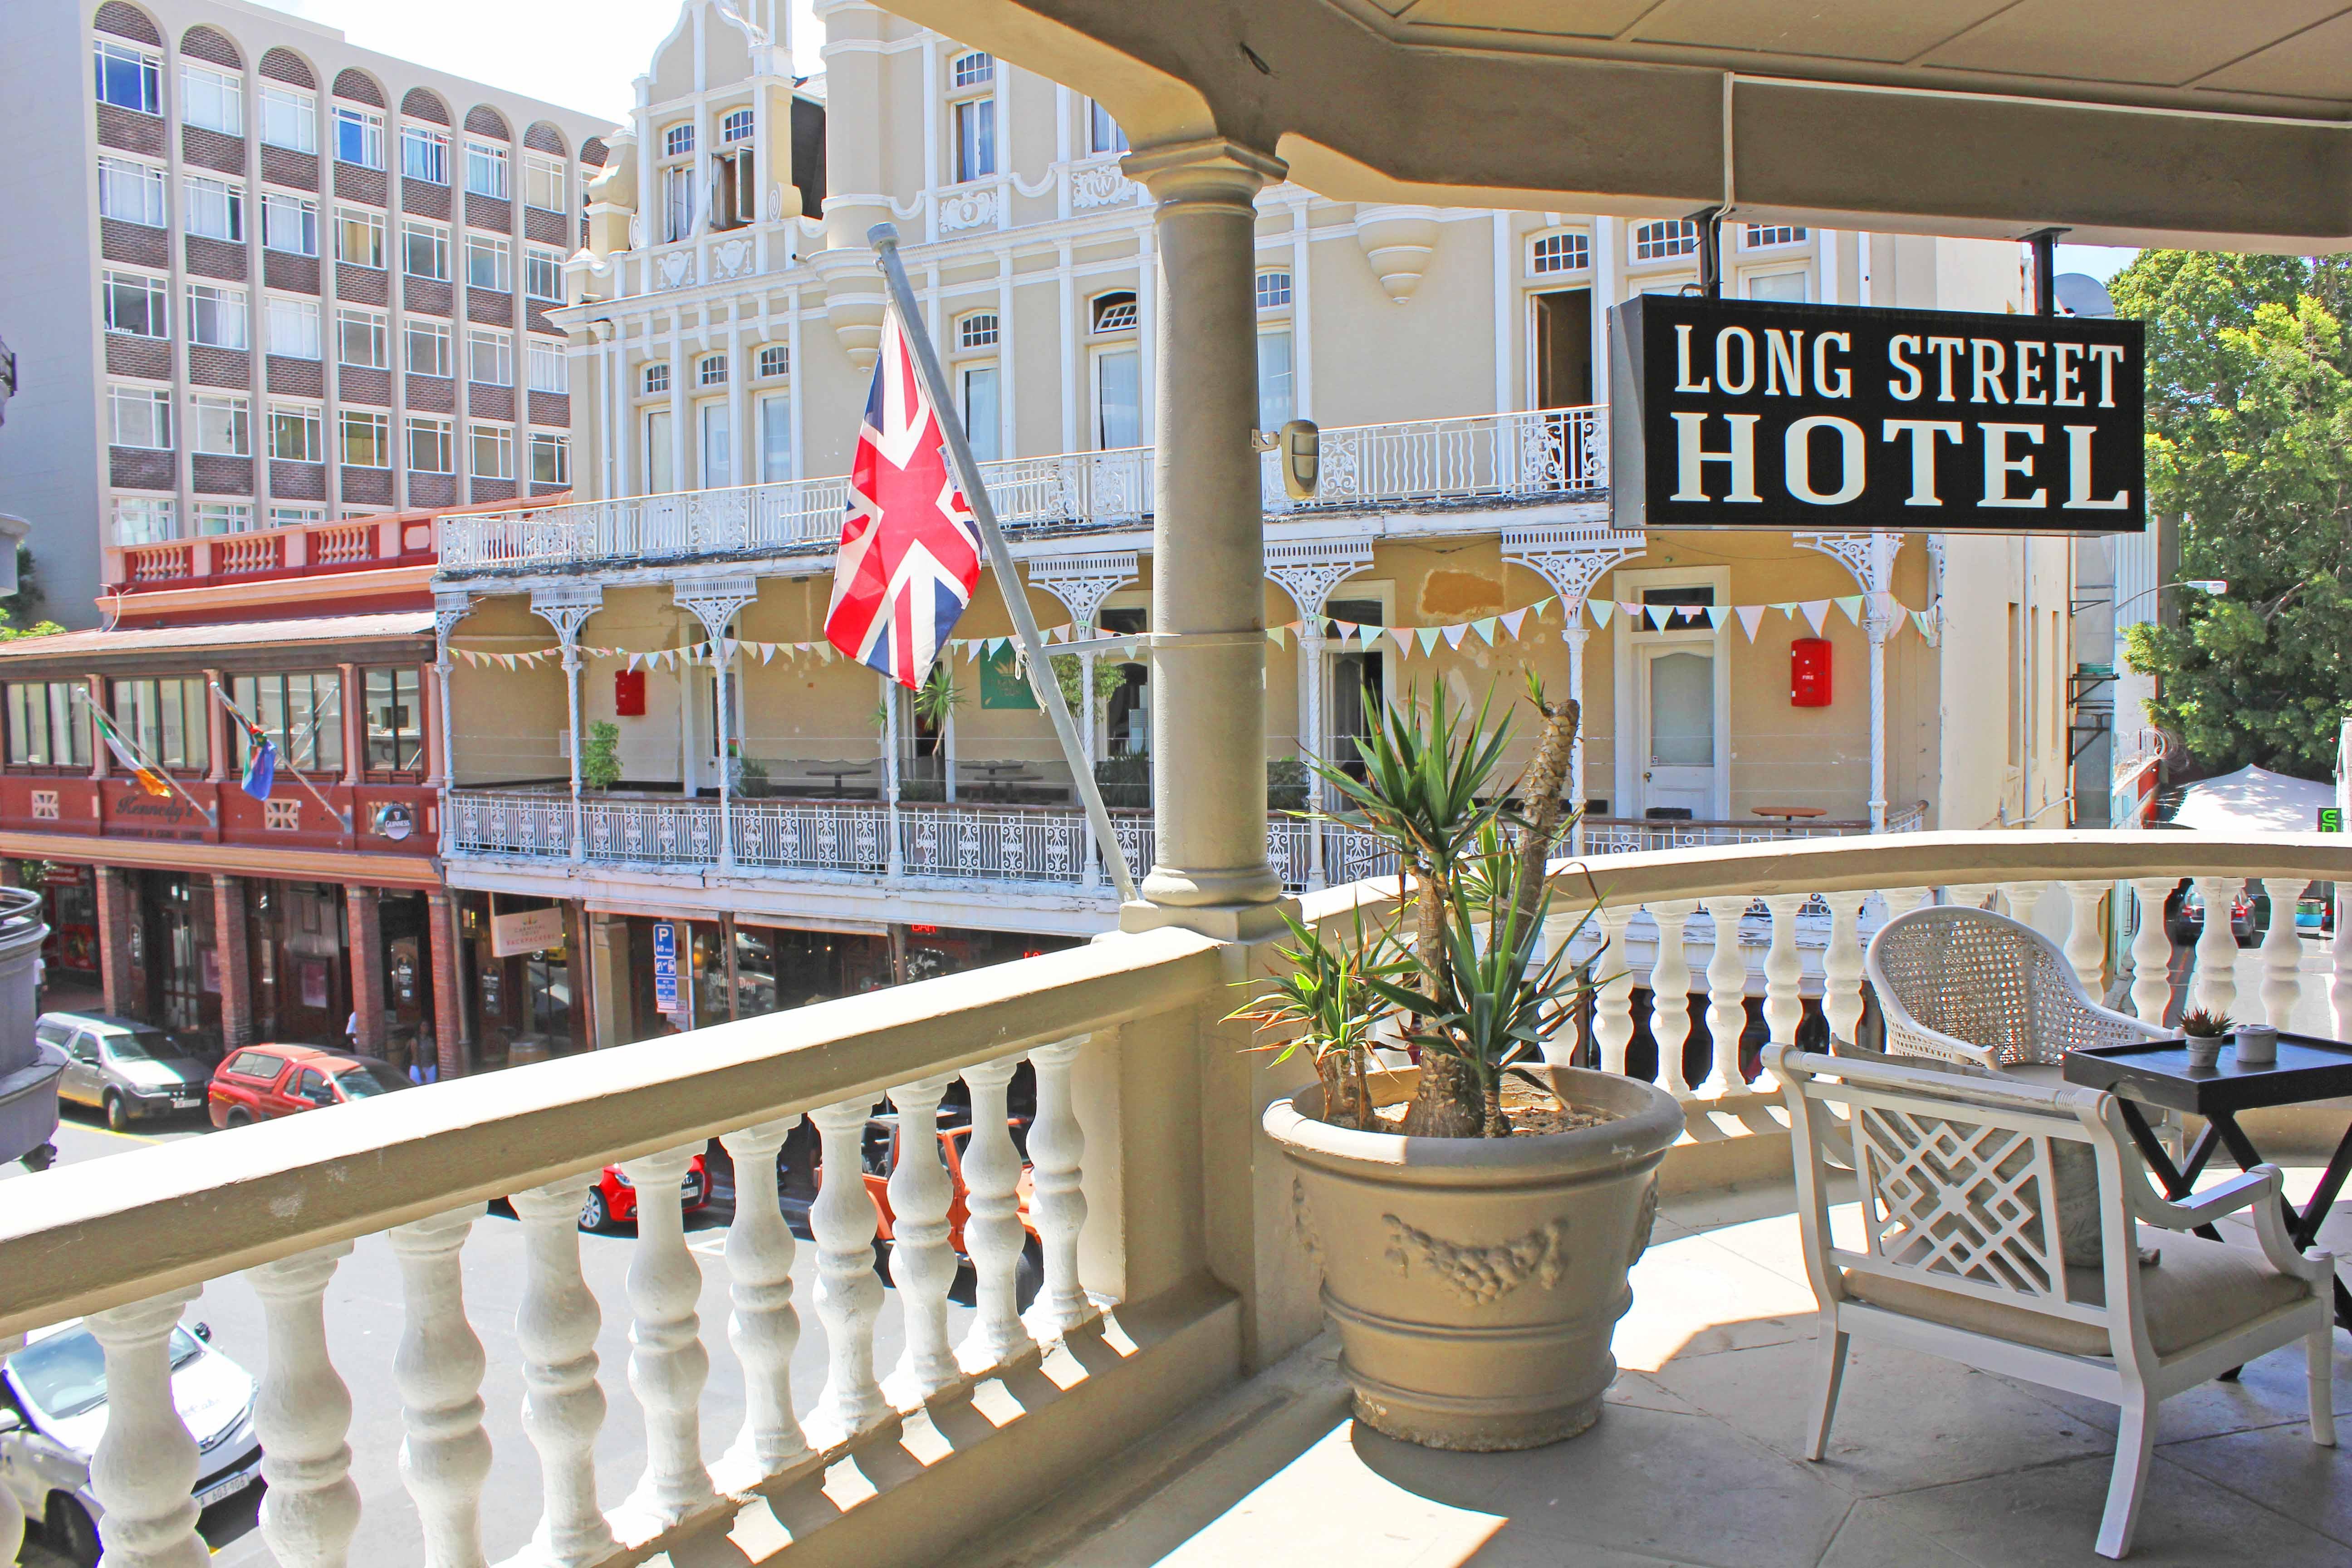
[2180,1008,2232,1071]
[1253,681,1685,1451]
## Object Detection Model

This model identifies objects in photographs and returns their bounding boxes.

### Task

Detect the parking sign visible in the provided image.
[653,921,680,1012]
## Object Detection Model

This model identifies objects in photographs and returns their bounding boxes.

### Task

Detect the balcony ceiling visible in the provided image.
[891,0,2352,250]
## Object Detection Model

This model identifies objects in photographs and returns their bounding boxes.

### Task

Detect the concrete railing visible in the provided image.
[5,832,2346,1568]
[108,514,436,594]
[435,407,1605,575]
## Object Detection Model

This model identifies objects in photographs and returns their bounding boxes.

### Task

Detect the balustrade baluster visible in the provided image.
[1945,883,1996,910]
[390,1205,492,1568]
[717,1117,811,1481]
[2129,876,2179,1023]
[1646,901,1698,1097]
[1026,1038,1093,1338]
[809,1095,889,1439]
[0,1333,18,1566]
[1879,887,1931,922]
[1762,894,1808,1045]
[2337,884,2352,1039]
[2062,881,2111,992]
[1818,891,1870,1048]
[1698,897,1751,1097]
[1999,881,2045,928]
[958,1057,1037,1367]
[2191,875,2241,1019]
[510,1174,615,1566]
[248,1244,361,1568]
[1592,905,1639,1074]
[884,1074,961,1403]
[618,1144,715,1524]
[84,1287,206,1568]
[2257,877,2304,1028]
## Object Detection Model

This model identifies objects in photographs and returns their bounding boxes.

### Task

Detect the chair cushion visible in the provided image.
[1842,1226,2313,1357]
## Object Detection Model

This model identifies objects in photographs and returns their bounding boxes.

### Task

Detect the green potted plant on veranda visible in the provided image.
[1250,680,1685,1452]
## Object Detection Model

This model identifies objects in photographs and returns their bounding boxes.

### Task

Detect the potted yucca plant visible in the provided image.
[1255,680,1685,1451]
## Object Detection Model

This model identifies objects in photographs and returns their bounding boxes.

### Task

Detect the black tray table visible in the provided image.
[2066,1033,2352,1332]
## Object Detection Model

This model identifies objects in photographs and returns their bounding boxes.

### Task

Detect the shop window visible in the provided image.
[5,682,90,769]
[231,671,343,772]
[364,668,422,772]
[110,677,209,772]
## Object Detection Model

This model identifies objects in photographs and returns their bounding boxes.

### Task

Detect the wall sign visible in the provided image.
[652,919,681,1014]
[1609,294,2145,534]
[491,905,567,957]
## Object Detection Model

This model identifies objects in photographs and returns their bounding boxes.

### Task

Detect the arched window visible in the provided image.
[1090,291,1137,334]
[957,311,999,350]
[1631,220,1700,262]
[1255,270,1292,310]
[1531,231,1590,274]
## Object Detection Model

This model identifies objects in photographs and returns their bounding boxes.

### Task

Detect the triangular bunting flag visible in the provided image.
[1800,600,1830,634]
[1472,617,1498,645]
[1416,627,1443,655]
[1267,625,1287,647]
[1588,600,1613,628]
[1500,608,1528,639]
[1736,605,1765,641]
[1913,610,1935,639]
[1834,595,1864,625]
[1774,601,1798,619]
[1705,605,1730,628]
[1439,623,1466,650]
[1646,604,1673,631]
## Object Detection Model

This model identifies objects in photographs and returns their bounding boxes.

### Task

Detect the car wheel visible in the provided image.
[48,1494,100,1568]
[579,1188,611,1232]
[20,1142,55,1172]
[104,1092,130,1132]
[224,1108,254,1129]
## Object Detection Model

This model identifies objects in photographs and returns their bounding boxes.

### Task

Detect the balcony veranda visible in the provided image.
[4,832,2348,1568]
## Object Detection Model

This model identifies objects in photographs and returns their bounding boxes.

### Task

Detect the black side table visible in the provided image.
[2066,1034,2352,1332]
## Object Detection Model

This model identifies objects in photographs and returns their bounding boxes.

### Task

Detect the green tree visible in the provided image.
[2110,252,2352,775]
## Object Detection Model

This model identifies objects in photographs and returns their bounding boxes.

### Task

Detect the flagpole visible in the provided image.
[868,223,1140,905]
[208,681,353,832]
[72,686,216,826]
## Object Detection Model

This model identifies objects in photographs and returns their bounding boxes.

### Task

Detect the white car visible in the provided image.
[0,1317,262,1566]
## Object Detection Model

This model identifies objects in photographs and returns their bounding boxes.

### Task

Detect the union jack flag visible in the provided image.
[825,303,984,687]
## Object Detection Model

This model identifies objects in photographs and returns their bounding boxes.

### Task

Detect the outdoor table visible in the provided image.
[798,761,875,797]
[1751,805,1828,822]
[962,761,1040,797]
[2065,1034,2352,1333]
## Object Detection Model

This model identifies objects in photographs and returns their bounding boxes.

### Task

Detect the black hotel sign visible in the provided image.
[1608,294,2145,534]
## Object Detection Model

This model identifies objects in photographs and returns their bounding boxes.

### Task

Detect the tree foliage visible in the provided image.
[2109,252,2352,775]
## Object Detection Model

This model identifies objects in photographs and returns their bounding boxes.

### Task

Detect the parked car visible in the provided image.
[848,1115,1043,1300]
[2164,882,2259,948]
[1,1316,262,1567]
[36,1012,211,1131]
[206,1044,403,1128]
[577,1153,711,1231]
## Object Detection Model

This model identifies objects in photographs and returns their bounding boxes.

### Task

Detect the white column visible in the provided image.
[1819,890,1870,1048]
[618,1143,714,1524]
[509,1173,614,1568]
[389,1206,492,1568]
[1026,1036,1092,1339]
[1291,206,1314,419]
[958,1056,1036,1367]
[808,1094,888,1439]
[884,1073,960,1404]
[2257,878,2304,1029]
[1647,900,1697,1096]
[248,1244,362,1568]
[1565,621,1590,851]
[1592,217,1618,407]
[1592,905,1638,1074]
[1866,611,1890,830]
[1124,138,1288,928]
[2191,875,2240,1019]
[717,1116,811,1481]
[1762,893,1808,1045]
[2063,880,2110,992]
[2129,876,2178,1023]
[1490,211,1512,412]
[84,1287,207,1568]
[563,647,584,861]
[1819,228,1840,305]
[1699,897,1750,1097]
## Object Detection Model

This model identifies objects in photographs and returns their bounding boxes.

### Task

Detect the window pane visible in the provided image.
[1256,330,1294,432]
[1096,349,1139,449]
[955,99,995,181]
[962,365,999,463]
[760,394,792,484]
[260,87,314,152]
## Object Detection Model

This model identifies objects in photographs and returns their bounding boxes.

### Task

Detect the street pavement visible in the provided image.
[5,1107,953,1565]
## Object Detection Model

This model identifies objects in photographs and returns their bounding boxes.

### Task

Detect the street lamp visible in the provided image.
[2073,579,2226,617]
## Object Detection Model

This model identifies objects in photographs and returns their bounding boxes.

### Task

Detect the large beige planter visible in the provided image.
[1265,1066,1684,1450]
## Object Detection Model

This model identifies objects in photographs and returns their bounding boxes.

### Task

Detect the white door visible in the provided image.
[1637,646,1717,818]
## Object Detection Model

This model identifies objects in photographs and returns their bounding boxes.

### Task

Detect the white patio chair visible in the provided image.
[1771,1042,2336,1559]
[1866,904,2166,1071]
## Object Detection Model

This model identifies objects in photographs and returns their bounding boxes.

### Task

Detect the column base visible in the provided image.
[1119,894,1298,944]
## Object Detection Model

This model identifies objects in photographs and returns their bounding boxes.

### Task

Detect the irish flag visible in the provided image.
[91,707,171,797]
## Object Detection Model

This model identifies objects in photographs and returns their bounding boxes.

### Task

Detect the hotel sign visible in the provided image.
[1609,295,2144,534]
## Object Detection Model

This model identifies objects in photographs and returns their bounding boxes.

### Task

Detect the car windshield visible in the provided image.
[103,1029,187,1063]
[335,1068,392,1098]
[5,1326,202,1420]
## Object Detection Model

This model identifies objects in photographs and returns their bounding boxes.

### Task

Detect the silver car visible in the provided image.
[0,1317,262,1566]
[37,1013,209,1131]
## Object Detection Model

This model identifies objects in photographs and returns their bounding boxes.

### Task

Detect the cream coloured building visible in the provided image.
[427,0,2085,1023]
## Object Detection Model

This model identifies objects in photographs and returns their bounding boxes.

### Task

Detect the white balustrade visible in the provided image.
[1999,880,2044,928]
[84,1287,207,1568]
[509,1175,615,1567]
[1026,1039,1093,1339]
[2063,880,2111,992]
[884,1074,961,1405]
[2258,877,2304,1028]
[2192,875,2241,1020]
[2337,887,2352,1039]
[247,1244,361,1568]
[1699,898,1751,1097]
[2129,877,2179,1023]
[716,1117,811,1482]
[1818,891,1870,1048]
[808,1096,889,1441]
[1646,901,1698,1098]
[1591,906,1639,1075]
[1945,883,1997,910]
[1761,894,1808,1046]
[389,1206,492,1568]
[618,1144,715,1526]
[958,1058,1037,1367]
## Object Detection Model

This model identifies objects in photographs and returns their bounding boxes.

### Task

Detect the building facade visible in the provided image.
[421,0,2085,1043]
[0,0,611,627]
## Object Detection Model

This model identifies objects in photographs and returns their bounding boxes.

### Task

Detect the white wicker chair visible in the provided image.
[1772,1042,2337,1558]
[1866,905,2167,1071]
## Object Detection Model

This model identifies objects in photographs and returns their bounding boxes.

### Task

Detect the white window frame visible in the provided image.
[191,393,250,456]
[102,271,169,338]
[524,244,563,301]
[265,295,322,360]
[185,282,249,350]
[401,124,448,184]
[183,175,245,242]
[93,40,161,115]
[721,108,754,144]
[405,316,451,378]
[464,232,510,292]
[956,311,1000,350]
[697,353,728,387]
[268,402,323,462]
[464,137,509,199]
[1254,270,1292,311]
[950,51,994,88]
[1610,563,1733,823]
[757,390,793,483]
[402,220,449,280]
[269,503,325,528]
[529,431,570,485]
[467,326,514,387]
[524,152,564,212]
[469,422,514,479]
[190,501,255,536]
[260,85,315,152]
[262,191,318,256]
[336,306,387,369]
[1631,220,1700,263]
[643,363,671,394]
[1743,268,1810,303]
[1086,99,1128,156]
[526,338,568,393]
[1530,230,1592,276]
[333,105,385,170]
[663,122,695,157]
[108,383,173,449]
[113,497,177,546]
[335,206,385,269]
[952,96,996,183]
[755,343,789,379]
[406,413,454,473]
[98,157,167,226]
[1744,223,1809,250]
[180,63,243,137]
[340,408,391,468]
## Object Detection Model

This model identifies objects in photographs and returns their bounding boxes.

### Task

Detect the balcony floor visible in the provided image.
[994,1175,2352,1568]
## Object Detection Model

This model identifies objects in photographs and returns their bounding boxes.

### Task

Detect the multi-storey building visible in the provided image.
[426,0,2083,1047]
[0,0,610,627]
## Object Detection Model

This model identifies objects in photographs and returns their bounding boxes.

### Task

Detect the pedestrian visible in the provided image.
[344,1010,361,1050]
[414,1029,440,1085]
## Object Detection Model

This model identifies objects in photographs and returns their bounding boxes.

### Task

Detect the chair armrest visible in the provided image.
[2127,1164,2333,1281]
[1881,1017,1997,1071]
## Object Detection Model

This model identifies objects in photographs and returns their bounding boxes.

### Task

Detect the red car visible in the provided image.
[577,1155,710,1232]
[207,1044,403,1128]
[848,1117,1041,1289]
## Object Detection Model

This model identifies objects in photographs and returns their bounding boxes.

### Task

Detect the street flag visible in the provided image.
[240,725,277,801]
[825,302,985,687]
[91,708,171,797]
